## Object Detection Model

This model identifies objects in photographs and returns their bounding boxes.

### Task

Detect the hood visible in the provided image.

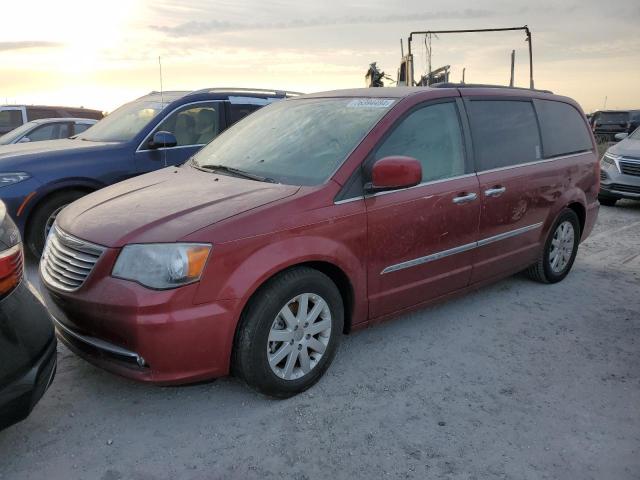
[609,137,640,159]
[56,166,300,247]
[0,138,117,164]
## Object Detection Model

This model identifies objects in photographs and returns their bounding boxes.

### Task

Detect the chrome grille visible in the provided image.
[40,226,105,292]
[620,159,640,177]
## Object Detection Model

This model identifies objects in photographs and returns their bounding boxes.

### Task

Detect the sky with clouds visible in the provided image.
[1,0,639,112]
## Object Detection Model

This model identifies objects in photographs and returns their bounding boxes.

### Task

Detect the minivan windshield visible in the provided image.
[191,97,394,186]
[78,100,166,143]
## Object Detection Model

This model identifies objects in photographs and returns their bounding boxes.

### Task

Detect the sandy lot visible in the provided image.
[1,202,639,480]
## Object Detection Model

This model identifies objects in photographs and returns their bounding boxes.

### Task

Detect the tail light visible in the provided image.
[0,243,23,298]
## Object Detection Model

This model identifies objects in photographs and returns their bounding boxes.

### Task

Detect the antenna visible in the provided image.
[509,50,515,87]
[158,56,164,107]
[158,56,168,167]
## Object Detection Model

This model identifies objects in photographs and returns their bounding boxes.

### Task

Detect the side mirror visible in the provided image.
[614,132,628,141]
[365,156,422,193]
[18,137,31,143]
[148,131,177,149]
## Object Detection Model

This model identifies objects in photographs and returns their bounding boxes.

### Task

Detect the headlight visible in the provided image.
[601,153,621,171]
[0,172,30,187]
[112,243,211,290]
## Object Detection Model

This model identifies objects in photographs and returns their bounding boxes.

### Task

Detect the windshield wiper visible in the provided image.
[196,163,277,183]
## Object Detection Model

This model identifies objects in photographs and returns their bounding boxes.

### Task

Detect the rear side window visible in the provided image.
[228,104,261,125]
[467,100,541,171]
[74,123,92,135]
[535,100,593,157]
[597,112,629,124]
[374,102,466,182]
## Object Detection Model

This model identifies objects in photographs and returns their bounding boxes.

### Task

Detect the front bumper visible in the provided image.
[0,339,56,431]
[41,259,242,385]
[0,282,57,431]
[600,166,640,200]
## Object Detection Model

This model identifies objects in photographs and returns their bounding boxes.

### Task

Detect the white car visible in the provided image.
[0,118,98,145]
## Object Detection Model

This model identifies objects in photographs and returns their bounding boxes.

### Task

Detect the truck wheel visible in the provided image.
[525,209,581,284]
[27,191,85,257]
[233,267,344,398]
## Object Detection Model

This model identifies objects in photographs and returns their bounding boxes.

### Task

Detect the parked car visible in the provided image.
[0,118,98,145]
[40,86,599,398]
[589,109,640,143]
[0,200,56,431]
[0,88,299,257]
[0,105,103,135]
[598,128,640,205]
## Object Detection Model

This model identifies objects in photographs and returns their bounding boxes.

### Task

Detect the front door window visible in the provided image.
[147,103,220,148]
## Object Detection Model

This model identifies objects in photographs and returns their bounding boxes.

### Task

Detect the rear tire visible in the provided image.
[26,190,86,257]
[233,267,344,398]
[525,209,580,284]
[598,195,618,207]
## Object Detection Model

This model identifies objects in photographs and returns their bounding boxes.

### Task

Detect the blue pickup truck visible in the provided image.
[0,88,299,255]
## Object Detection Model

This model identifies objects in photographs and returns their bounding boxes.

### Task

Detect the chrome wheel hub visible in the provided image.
[267,293,332,380]
[549,220,575,273]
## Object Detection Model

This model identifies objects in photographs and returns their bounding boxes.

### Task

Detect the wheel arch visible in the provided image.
[566,201,586,237]
[236,260,356,336]
[23,183,99,241]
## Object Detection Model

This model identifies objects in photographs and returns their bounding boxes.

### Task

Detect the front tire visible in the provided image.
[26,190,86,257]
[233,267,344,398]
[525,209,580,284]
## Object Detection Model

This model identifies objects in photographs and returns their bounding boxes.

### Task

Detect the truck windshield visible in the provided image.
[191,97,394,186]
[78,100,165,143]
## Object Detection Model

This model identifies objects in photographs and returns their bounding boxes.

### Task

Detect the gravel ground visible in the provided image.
[1,202,639,480]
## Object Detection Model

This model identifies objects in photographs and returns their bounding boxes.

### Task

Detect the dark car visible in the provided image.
[0,118,98,145]
[40,86,598,397]
[0,88,299,256]
[590,109,640,143]
[0,105,103,135]
[0,200,56,430]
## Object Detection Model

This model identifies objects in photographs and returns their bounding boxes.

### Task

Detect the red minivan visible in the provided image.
[40,86,599,397]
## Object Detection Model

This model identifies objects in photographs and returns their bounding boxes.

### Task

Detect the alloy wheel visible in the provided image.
[549,220,575,273]
[267,293,332,380]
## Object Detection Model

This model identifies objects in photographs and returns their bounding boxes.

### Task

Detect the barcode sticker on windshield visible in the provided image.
[347,99,395,108]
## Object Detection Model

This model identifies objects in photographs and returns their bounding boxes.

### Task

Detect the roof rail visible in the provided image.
[432,83,553,94]
[187,87,304,97]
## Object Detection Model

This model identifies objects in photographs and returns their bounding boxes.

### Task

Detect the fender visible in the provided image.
[195,233,368,327]
[18,177,106,224]
[541,185,587,239]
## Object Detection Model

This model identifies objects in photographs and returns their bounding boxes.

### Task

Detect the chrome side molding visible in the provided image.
[381,222,543,275]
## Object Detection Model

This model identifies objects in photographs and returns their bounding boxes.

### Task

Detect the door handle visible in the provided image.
[452,192,478,204]
[484,186,506,197]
